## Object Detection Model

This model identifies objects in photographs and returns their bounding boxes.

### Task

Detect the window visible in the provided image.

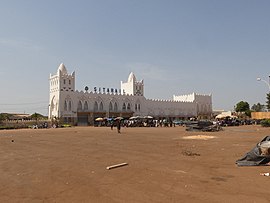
[69,80,71,85]
[68,101,72,111]
[78,101,82,110]
[94,101,98,111]
[127,103,131,110]
[99,102,103,111]
[84,101,88,110]
[64,100,67,111]
[114,102,118,111]
[109,102,113,111]
[122,103,126,110]
[64,79,66,85]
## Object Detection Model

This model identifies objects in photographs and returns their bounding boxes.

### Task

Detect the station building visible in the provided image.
[49,63,212,125]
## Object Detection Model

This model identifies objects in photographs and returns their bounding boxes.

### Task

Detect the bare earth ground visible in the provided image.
[1,125,270,203]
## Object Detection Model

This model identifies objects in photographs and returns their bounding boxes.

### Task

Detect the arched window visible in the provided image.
[114,102,118,111]
[122,103,126,110]
[99,102,103,111]
[84,101,88,110]
[68,101,72,111]
[78,101,82,110]
[50,96,55,111]
[135,104,137,111]
[109,102,113,111]
[127,103,131,110]
[94,101,98,111]
[64,100,67,111]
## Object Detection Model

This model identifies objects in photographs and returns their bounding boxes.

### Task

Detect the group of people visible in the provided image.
[109,118,177,133]
[121,119,175,128]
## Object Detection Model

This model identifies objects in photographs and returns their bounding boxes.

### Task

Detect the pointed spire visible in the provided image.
[58,63,68,74]
[128,72,136,82]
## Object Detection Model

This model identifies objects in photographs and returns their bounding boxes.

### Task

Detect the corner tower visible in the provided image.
[121,72,144,96]
[48,63,75,119]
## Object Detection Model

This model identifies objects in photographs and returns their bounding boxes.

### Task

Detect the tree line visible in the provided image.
[235,93,270,117]
[0,112,47,122]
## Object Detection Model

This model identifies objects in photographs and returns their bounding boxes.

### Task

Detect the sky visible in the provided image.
[1,0,270,115]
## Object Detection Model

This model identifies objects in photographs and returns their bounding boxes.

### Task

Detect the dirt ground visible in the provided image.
[1,125,270,203]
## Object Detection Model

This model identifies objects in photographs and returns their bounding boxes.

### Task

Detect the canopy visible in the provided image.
[115,117,124,120]
[215,114,237,119]
[144,115,153,119]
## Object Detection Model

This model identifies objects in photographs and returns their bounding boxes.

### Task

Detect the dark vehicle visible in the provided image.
[173,120,184,126]
[186,120,222,132]
[220,118,240,127]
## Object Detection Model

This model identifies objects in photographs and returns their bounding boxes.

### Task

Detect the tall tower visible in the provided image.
[48,63,75,119]
[121,72,144,96]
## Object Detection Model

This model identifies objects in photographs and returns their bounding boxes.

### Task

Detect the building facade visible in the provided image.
[49,63,212,125]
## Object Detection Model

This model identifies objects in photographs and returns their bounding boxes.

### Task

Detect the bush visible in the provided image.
[260,119,270,127]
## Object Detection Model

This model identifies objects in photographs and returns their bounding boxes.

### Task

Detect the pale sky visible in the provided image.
[1,0,270,115]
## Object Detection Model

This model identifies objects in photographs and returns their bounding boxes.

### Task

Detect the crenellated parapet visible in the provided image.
[146,98,194,104]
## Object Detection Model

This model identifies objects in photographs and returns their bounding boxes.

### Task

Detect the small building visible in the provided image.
[48,63,212,125]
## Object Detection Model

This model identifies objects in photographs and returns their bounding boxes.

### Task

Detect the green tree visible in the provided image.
[0,113,10,121]
[245,109,251,117]
[30,112,45,120]
[235,101,251,117]
[0,113,11,125]
[266,93,270,111]
[235,101,250,112]
[30,112,46,124]
[251,103,265,112]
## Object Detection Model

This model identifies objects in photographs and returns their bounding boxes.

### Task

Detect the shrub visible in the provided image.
[260,119,270,127]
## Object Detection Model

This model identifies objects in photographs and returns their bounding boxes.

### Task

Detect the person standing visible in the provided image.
[110,120,114,130]
[116,119,121,133]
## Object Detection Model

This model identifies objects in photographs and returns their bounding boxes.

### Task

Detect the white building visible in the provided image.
[49,63,212,125]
